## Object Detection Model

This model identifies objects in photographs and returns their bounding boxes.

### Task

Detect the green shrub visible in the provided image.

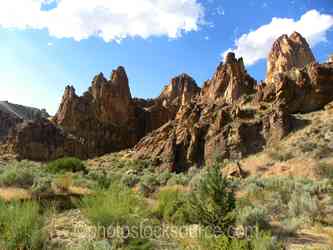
[139,174,159,196]
[287,191,320,223]
[189,164,236,234]
[0,201,45,250]
[31,176,53,195]
[237,206,270,230]
[79,182,149,228]
[267,148,293,162]
[280,217,305,236]
[318,162,333,180]
[47,157,87,174]
[121,173,140,188]
[250,228,282,250]
[156,171,172,186]
[155,187,190,225]
[87,170,112,189]
[0,167,34,188]
[198,228,282,250]
[167,173,190,186]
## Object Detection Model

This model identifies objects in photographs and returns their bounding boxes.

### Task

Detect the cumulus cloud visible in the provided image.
[0,0,204,42]
[223,10,333,66]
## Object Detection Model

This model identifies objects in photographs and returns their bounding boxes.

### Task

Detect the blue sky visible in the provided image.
[0,0,332,114]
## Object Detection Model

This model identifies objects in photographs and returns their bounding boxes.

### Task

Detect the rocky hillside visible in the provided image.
[1,32,333,166]
[0,101,49,142]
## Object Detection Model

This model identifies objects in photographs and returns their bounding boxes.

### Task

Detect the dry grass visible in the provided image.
[0,187,31,201]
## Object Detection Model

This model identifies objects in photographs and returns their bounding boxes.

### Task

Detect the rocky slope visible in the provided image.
[0,101,49,142]
[2,32,333,165]
[0,101,49,120]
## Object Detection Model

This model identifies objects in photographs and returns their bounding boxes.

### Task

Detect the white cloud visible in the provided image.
[223,10,333,66]
[0,0,204,42]
[47,42,53,46]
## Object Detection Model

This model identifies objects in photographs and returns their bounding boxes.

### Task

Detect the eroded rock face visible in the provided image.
[266,32,315,83]
[0,110,22,142]
[49,68,201,160]
[133,99,291,172]
[201,52,256,103]
[5,119,87,161]
[258,62,333,113]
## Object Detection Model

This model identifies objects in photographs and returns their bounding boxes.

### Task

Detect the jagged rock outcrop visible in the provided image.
[3,32,333,166]
[133,101,291,172]
[140,74,200,134]
[201,52,256,103]
[0,101,49,143]
[49,68,200,159]
[0,110,22,142]
[0,101,49,120]
[5,119,87,161]
[258,60,333,114]
[266,32,315,83]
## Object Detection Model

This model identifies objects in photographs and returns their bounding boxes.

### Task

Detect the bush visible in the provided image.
[237,206,270,230]
[267,148,293,162]
[189,164,236,234]
[121,173,140,188]
[318,162,333,180]
[167,173,191,186]
[139,174,159,196]
[0,167,34,188]
[156,171,172,186]
[47,157,87,174]
[79,182,149,228]
[197,228,283,250]
[155,186,190,225]
[0,201,45,250]
[87,170,112,189]
[31,176,53,195]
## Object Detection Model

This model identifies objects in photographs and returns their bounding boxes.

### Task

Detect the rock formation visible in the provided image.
[266,32,315,83]
[5,119,87,161]
[202,52,256,103]
[2,32,333,167]
[258,58,333,114]
[50,68,201,159]
[0,101,49,120]
[0,110,22,142]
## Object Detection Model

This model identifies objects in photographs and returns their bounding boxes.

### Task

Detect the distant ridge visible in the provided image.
[0,101,49,120]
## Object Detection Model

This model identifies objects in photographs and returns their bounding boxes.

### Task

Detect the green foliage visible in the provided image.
[31,176,53,194]
[155,187,190,225]
[267,148,294,162]
[47,157,87,174]
[242,176,330,225]
[198,228,282,250]
[167,173,191,186]
[237,206,270,230]
[189,164,236,234]
[79,182,149,228]
[156,171,172,186]
[139,174,159,196]
[0,166,34,188]
[87,170,112,189]
[125,239,154,250]
[318,162,333,180]
[0,201,45,250]
[121,172,140,188]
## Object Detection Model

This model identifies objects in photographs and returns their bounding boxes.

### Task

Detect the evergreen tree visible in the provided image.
[189,163,236,234]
